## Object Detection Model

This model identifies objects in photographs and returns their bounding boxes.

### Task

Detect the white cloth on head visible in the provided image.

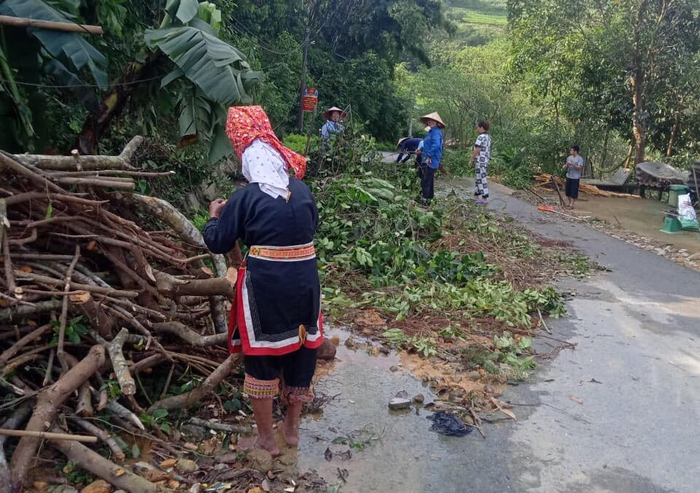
[242,139,290,199]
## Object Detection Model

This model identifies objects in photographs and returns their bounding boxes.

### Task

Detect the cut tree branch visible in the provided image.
[0,404,30,493]
[69,291,115,338]
[10,345,105,492]
[51,430,166,493]
[0,15,103,34]
[155,271,235,298]
[1,225,16,298]
[57,245,81,371]
[0,323,50,367]
[152,322,227,347]
[69,417,125,460]
[13,271,139,297]
[0,299,62,322]
[0,151,65,194]
[93,328,136,396]
[13,136,145,171]
[147,354,241,413]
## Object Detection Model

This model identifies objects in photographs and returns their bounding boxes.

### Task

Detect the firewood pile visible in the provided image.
[0,137,242,493]
[534,174,639,198]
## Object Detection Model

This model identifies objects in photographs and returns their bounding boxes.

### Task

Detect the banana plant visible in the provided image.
[145,0,264,162]
[0,0,108,87]
[0,0,108,150]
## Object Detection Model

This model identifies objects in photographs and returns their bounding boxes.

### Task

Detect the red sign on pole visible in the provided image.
[302,88,318,112]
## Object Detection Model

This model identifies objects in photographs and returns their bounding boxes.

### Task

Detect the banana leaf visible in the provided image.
[0,0,107,88]
[145,26,263,105]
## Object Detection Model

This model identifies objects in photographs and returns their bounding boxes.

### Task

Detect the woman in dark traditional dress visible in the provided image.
[203,106,323,456]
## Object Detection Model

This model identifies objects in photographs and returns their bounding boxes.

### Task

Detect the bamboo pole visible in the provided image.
[0,15,103,35]
[0,429,97,443]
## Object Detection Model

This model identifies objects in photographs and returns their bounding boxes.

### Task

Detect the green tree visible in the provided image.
[0,0,261,161]
[508,0,700,163]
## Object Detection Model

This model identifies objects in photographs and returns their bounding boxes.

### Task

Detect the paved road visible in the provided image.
[438,177,700,493]
[299,176,699,492]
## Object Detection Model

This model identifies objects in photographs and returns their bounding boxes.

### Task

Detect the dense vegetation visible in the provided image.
[1,0,698,190]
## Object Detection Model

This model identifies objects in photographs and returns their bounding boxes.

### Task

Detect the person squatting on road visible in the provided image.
[563,145,584,209]
[203,106,324,457]
[419,112,445,206]
[396,137,423,164]
[469,120,491,204]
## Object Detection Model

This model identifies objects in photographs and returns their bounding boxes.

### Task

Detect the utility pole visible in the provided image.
[297,27,310,132]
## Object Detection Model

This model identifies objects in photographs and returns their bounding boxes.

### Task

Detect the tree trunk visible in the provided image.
[666,99,682,157]
[76,57,163,155]
[631,0,649,165]
[599,127,610,177]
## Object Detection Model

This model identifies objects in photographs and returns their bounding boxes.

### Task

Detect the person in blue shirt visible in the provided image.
[396,137,423,163]
[320,106,346,150]
[418,112,445,205]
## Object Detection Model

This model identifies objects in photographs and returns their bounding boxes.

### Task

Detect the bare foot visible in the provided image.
[282,419,300,447]
[238,436,280,457]
[255,434,280,457]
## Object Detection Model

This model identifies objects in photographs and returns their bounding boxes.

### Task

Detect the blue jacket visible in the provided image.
[321,121,345,139]
[423,127,443,169]
[396,138,423,163]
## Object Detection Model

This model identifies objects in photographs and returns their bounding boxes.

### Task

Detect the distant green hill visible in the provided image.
[446,0,507,28]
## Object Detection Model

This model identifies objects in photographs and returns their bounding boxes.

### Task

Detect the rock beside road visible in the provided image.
[389,398,411,410]
[317,338,337,360]
[467,370,482,381]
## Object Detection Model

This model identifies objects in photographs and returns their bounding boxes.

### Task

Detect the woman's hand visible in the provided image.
[209,199,227,219]
[425,157,432,166]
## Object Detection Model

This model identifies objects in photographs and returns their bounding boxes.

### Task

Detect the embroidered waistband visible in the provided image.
[249,242,316,262]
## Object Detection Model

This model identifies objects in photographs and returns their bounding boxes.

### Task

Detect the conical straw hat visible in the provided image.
[397,137,409,147]
[419,112,445,128]
[323,106,347,120]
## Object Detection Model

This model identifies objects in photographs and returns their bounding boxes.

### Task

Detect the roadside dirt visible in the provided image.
[512,189,700,272]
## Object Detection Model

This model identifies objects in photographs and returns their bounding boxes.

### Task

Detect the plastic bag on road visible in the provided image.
[678,194,699,231]
[427,412,472,437]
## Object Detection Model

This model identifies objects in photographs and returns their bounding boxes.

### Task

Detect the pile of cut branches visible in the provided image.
[533,173,639,199]
[0,138,242,493]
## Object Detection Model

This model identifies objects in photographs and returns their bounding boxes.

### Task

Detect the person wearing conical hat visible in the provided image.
[396,136,423,164]
[417,112,445,206]
[320,106,346,141]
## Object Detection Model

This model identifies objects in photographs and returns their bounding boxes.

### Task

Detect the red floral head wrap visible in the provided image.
[226,106,307,179]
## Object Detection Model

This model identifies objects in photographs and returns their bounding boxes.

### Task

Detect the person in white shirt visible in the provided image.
[562,145,584,208]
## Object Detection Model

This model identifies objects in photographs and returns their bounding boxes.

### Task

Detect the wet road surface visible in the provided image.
[295,176,699,493]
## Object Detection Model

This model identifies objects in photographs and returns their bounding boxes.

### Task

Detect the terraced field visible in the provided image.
[447,0,507,29]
